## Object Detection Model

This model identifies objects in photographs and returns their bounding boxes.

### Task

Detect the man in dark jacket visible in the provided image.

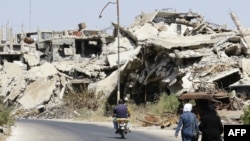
[199,105,224,141]
[113,99,130,133]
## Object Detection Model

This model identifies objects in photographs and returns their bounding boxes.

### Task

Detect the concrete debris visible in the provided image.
[18,76,57,109]
[136,112,177,128]
[1,9,250,119]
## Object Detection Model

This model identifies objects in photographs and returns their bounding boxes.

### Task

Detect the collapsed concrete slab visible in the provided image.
[94,46,141,96]
[18,76,57,109]
[107,46,141,67]
[23,54,40,67]
[0,62,25,97]
[4,76,26,102]
[229,78,250,100]
[27,62,58,79]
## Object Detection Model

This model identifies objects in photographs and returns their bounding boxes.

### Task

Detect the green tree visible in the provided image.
[0,97,14,126]
[240,105,250,124]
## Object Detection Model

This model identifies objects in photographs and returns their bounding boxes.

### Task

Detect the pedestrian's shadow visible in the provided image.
[106,136,127,139]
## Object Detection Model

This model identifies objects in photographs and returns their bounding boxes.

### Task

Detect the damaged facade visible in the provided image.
[1,9,250,118]
[0,22,116,112]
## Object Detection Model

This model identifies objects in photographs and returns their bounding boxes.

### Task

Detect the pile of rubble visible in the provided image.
[136,112,178,128]
[0,9,250,118]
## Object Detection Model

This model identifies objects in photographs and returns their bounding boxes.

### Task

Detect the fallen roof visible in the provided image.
[146,33,235,50]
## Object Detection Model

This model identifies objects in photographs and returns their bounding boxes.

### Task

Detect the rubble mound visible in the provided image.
[0,9,250,120]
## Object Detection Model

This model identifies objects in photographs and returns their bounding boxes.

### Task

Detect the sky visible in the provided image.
[0,0,249,34]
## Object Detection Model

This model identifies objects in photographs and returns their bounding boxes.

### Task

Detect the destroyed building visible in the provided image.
[0,9,250,118]
[0,22,116,112]
[94,10,250,107]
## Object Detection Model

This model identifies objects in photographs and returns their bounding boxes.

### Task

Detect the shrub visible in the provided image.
[0,97,14,126]
[63,90,100,111]
[240,105,250,124]
[150,93,180,114]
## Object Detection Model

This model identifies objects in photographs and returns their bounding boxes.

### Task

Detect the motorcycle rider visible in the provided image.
[113,99,130,133]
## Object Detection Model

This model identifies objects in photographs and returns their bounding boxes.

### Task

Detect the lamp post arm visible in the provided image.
[98,2,117,18]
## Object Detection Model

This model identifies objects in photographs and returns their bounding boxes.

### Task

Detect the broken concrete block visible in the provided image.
[18,76,57,109]
[78,22,87,30]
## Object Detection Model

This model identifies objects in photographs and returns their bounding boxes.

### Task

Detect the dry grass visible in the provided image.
[67,92,180,128]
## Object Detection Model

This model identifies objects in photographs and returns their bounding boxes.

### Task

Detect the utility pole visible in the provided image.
[116,0,121,104]
[99,0,121,104]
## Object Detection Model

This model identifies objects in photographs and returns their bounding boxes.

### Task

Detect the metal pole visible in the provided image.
[116,0,120,104]
[98,0,121,104]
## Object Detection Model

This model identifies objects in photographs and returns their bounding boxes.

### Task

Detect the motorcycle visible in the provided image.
[116,118,129,139]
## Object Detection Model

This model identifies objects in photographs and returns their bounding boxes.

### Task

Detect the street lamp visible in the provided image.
[99,0,121,104]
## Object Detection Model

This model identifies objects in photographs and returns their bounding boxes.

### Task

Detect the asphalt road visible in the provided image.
[6,119,177,141]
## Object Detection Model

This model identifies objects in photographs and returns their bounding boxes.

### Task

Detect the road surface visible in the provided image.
[6,119,179,141]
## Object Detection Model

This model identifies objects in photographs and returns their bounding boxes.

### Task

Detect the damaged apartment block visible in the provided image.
[1,22,112,64]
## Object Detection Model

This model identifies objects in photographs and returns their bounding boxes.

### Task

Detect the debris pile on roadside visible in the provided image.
[136,112,177,128]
